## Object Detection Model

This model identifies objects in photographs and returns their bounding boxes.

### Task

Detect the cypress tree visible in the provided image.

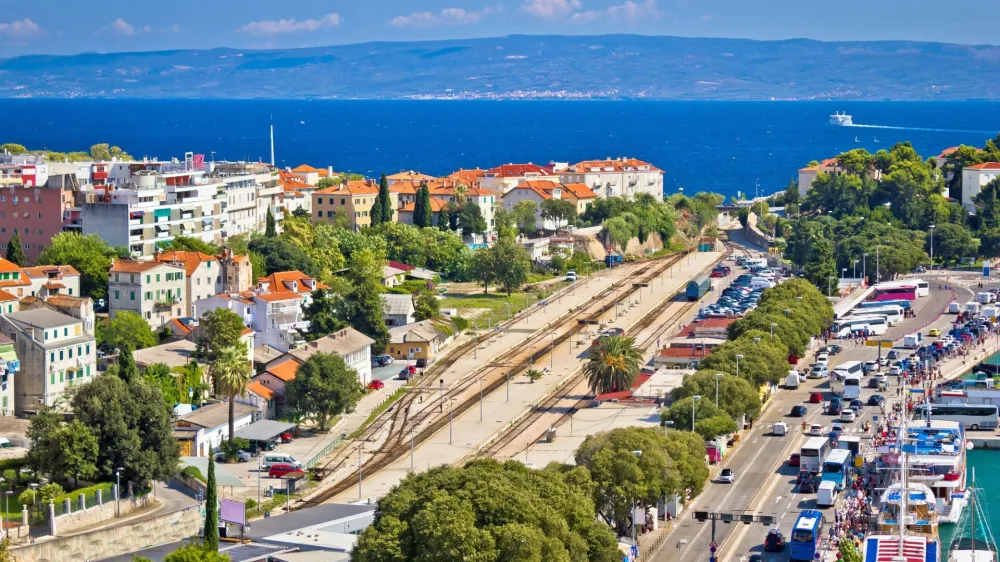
[117,342,138,383]
[5,231,25,266]
[265,207,277,237]
[371,174,388,226]
[379,175,393,224]
[414,183,434,228]
[203,456,219,550]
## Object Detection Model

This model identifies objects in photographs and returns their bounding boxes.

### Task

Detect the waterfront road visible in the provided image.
[653,277,961,562]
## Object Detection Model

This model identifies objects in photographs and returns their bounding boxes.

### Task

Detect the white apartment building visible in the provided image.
[554,158,664,199]
[962,162,1000,212]
[82,157,280,259]
[502,181,561,231]
[109,259,187,329]
[20,265,82,298]
[153,250,253,317]
[0,308,96,415]
[479,163,559,195]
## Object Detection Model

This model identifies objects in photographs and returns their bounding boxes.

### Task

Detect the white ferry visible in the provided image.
[830,111,854,126]
[906,420,969,525]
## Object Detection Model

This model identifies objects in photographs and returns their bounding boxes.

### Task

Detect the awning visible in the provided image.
[129,211,145,219]
[155,224,169,232]
[154,208,171,219]
[234,420,296,442]
[180,222,191,232]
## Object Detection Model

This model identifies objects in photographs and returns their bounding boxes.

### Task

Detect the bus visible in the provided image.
[821,449,852,491]
[858,299,911,311]
[873,284,917,302]
[912,403,999,431]
[831,374,862,399]
[848,306,903,326]
[830,317,888,337]
[911,278,930,297]
[800,437,832,475]
[832,361,863,377]
[837,435,861,460]
[789,510,826,562]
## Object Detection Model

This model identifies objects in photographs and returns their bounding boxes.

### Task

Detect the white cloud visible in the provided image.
[0,18,45,39]
[237,13,343,36]
[106,18,152,36]
[569,0,659,23]
[390,6,502,27]
[520,0,582,19]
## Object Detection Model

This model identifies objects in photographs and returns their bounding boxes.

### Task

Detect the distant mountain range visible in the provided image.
[3,34,1000,101]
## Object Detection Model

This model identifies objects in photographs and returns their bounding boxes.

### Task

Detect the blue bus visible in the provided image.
[858,299,911,311]
[789,510,825,562]
[820,449,851,491]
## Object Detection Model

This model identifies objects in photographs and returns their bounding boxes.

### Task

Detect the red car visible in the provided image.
[710,270,726,278]
[808,392,823,404]
[368,379,385,391]
[268,463,302,478]
[279,432,295,442]
[788,453,800,467]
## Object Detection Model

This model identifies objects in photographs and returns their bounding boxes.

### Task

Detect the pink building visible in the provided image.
[0,173,79,264]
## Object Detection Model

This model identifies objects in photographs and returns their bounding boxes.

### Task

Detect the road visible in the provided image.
[654,271,975,562]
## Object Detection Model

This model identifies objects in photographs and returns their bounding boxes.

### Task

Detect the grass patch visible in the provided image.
[348,387,408,440]
[440,292,541,329]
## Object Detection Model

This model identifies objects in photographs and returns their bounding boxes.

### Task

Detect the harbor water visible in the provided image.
[940,449,1000,555]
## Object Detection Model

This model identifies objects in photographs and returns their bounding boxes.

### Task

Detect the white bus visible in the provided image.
[848,306,903,326]
[912,403,999,431]
[830,317,887,338]
[832,361,863,378]
[800,436,832,474]
[831,374,862,400]
[877,279,929,298]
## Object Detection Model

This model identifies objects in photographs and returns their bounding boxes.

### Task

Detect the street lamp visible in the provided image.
[449,399,455,445]
[29,483,38,527]
[691,396,701,432]
[3,490,9,538]
[852,259,859,279]
[114,468,123,518]
[735,354,743,379]
[630,450,643,548]
[863,253,869,284]
[715,373,724,407]
[928,224,936,272]
[841,267,847,280]
[769,322,777,342]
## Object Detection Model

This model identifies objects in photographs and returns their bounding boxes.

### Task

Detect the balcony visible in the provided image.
[154,296,181,309]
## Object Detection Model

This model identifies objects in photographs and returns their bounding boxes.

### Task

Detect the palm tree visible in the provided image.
[584,336,643,395]
[210,345,252,447]
[524,369,543,383]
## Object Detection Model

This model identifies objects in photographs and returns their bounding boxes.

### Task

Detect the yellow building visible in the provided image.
[312,180,395,230]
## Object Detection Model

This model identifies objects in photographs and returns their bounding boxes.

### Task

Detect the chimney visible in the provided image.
[328,166,333,177]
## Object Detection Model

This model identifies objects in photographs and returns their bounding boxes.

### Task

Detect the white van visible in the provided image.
[948,302,961,314]
[978,292,994,304]
[750,277,775,289]
[966,301,981,315]
[785,371,801,389]
[817,480,839,507]
[985,306,999,320]
[772,422,788,436]
[263,453,301,469]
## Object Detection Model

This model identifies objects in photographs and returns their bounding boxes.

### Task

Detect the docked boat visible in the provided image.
[830,111,854,126]
[906,421,969,524]
[948,470,997,562]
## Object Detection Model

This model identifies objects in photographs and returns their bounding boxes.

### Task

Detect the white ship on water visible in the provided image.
[830,111,854,126]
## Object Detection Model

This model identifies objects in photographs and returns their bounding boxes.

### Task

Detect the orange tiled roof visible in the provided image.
[0,289,16,302]
[387,171,436,182]
[399,199,448,213]
[967,162,1000,170]
[21,265,81,278]
[567,157,662,173]
[389,182,419,195]
[43,282,65,290]
[281,178,314,191]
[110,259,179,274]
[247,381,275,400]
[798,157,840,173]
[0,259,21,274]
[166,318,192,336]
[241,327,254,337]
[254,291,303,303]
[292,164,321,173]
[45,294,90,308]
[314,180,379,196]
[485,163,553,177]
[265,360,299,382]
[257,271,326,294]
[446,168,486,185]
[560,183,598,199]
[510,181,555,200]
[154,251,217,276]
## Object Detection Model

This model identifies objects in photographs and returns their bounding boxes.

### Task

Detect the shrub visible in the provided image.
[180,466,205,483]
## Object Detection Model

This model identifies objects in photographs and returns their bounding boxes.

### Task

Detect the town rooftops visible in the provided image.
[256,271,325,294]
[254,344,284,365]
[254,291,302,303]
[966,162,1000,170]
[387,171,436,183]
[314,180,379,196]
[798,157,840,173]
[382,293,415,316]
[559,183,598,199]
[247,381,275,400]
[4,307,78,329]
[566,157,662,173]
[291,164,321,173]
[178,401,257,429]
[446,168,486,185]
[0,259,22,274]
[399,199,448,213]
[389,320,445,344]
[110,259,182,274]
[510,180,555,200]
[485,163,553,178]
[154,251,218,276]
[21,265,81,279]
[0,290,16,302]
[265,360,299,382]
[287,328,375,363]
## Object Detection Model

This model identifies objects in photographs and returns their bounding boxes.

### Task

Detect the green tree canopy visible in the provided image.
[304,289,347,340]
[210,346,252,446]
[352,459,620,562]
[247,236,319,277]
[583,336,643,395]
[199,308,248,358]
[160,236,221,255]
[511,200,538,235]
[335,249,390,350]
[929,222,978,265]
[491,238,531,296]
[540,198,577,229]
[457,202,488,236]
[4,231,25,267]
[669,371,762,421]
[100,311,158,350]
[37,232,125,299]
[286,353,365,431]
[662,398,738,440]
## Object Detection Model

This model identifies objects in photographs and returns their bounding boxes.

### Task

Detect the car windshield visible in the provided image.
[721,469,732,475]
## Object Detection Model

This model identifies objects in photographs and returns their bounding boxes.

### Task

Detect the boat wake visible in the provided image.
[846,123,996,135]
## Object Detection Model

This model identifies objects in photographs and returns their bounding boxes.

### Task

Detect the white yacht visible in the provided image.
[830,111,854,126]
[948,469,997,562]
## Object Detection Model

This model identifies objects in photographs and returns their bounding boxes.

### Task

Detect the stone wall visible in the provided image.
[743,212,771,251]
[54,493,154,536]
[12,505,201,562]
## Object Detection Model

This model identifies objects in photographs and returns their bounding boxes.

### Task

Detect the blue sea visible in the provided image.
[1,100,999,199]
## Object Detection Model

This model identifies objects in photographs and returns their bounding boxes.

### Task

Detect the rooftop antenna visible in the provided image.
[270,118,275,167]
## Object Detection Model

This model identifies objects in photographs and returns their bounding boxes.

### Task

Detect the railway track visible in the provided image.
[294,252,692,508]
[476,241,735,458]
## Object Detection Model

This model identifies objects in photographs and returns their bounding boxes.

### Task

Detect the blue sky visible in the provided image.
[0,0,993,58]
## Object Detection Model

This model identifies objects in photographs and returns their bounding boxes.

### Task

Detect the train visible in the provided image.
[686,274,711,301]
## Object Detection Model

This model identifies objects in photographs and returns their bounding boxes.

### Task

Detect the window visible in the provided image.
[146,311,151,320]
[156,274,160,282]
[50,352,55,362]
[145,291,151,300]
[317,198,323,204]
[68,348,73,358]
[59,371,64,383]
[130,291,135,301]
[59,350,64,360]
[50,372,55,385]
[341,198,346,205]
[146,275,151,283]
[86,366,91,377]
[68,288,73,295]
[114,290,120,299]
[86,344,90,355]
[317,210,323,217]
[115,273,120,282]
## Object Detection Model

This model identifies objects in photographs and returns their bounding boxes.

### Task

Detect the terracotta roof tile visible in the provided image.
[247,381,275,400]
[154,251,218,276]
[314,180,379,196]
[560,183,598,199]
[446,168,486,185]
[265,360,299,382]
[485,163,553,178]
[292,164,320,173]
[166,318,192,336]
[386,171,436,182]
[0,289,16,302]
[967,162,1000,170]
[509,181,554,200]
[567,157,662,173]
[254,291,302,303]
[21,265,81,278]
[110,259,180,274]
[0,259,21,274]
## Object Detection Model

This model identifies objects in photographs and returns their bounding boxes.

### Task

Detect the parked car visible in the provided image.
[790,405,808,417]
[375,354,394,365]
[928,328,941,337]
[398,365,417,379]
[719,468,735,484]
[279,432,295,443]
[764,529,786,551]
[368,379,385,391]
[268,463,302,478]
[216,450,251,463]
